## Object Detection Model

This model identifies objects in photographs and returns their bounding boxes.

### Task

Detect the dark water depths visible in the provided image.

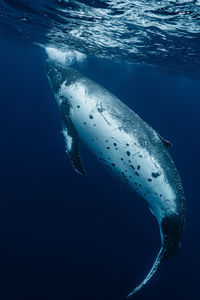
[0,41,200,300]
[0,0,200,78]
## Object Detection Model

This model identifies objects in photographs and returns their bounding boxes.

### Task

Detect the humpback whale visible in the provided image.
[45,60,185,295]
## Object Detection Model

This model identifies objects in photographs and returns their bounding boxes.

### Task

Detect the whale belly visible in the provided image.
[60,80,177,222]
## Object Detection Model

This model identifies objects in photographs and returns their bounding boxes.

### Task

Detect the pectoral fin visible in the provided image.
[61,102,86,176]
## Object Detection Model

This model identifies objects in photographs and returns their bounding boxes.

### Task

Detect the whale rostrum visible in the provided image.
[46,60,185,296]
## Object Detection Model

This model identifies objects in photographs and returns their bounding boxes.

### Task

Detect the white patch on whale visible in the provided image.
[45,47,86,65]
[63,128,73,152]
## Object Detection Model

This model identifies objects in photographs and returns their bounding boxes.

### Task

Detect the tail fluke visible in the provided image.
[127,214,185,297]
[127,247,163,297]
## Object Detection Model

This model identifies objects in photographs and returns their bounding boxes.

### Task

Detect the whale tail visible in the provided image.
[127,214,184,297]
[127,247,163,297]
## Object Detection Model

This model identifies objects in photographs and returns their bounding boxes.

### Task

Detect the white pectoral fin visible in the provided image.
[61,104,86,176]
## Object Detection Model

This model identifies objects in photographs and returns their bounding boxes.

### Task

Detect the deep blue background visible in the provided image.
[0,41,200,300]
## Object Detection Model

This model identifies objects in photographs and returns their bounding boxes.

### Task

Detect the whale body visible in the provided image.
[46,60,185,295]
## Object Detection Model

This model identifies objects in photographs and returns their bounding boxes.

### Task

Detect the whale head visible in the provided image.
[45,59,81,94]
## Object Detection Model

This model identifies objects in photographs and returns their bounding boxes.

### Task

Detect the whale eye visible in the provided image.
[148,178,152,182]
[89,115,93,119]
[97,108,103,113]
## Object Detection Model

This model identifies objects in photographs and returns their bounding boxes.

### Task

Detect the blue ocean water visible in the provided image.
[0,1,200,300]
